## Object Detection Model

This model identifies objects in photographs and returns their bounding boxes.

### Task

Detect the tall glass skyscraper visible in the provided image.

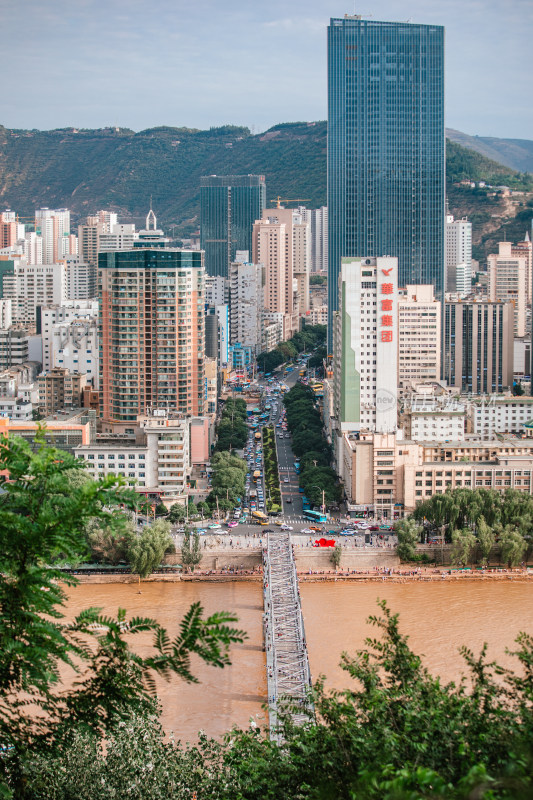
[327,16,445,349]
[200,175,266,278]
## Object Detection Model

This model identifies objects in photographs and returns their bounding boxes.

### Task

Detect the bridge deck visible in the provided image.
[263,531,313,741]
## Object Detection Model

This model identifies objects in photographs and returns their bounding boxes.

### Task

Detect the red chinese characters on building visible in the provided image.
[380,282,394,342]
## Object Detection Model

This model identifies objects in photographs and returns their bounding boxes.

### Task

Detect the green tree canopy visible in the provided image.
[451,527,477,566]
[0,432,245,799]
[126,519,174,579]
[395,517,423,561]
[86,516,135,565]
[181,529,202,573]
[14,601,533,799]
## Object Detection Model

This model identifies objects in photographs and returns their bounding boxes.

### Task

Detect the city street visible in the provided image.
[171,365,396,547]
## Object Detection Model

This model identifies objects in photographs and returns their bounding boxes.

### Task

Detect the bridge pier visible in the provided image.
[263,531,313,741]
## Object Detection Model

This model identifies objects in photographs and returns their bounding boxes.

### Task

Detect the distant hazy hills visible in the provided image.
[446,129,533,175]
[0,121,531,261]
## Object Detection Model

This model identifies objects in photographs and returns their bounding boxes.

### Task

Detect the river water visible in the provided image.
[64,580,532,742]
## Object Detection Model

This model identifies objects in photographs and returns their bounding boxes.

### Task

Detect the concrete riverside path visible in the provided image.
[263,530,313,742]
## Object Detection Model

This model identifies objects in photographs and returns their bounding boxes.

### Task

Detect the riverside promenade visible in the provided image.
[263,531,313,742]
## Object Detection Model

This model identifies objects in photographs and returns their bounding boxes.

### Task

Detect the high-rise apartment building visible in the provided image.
[333,256,398,435]
[24,232,43,265]
[298,206,328,273]
[327,16,445,348]
[200,175,266,278]
[63,256,97,300]
[35,208,71,264]
[446,213,472,296]
[229,260,264,353]
[444,300,514,394]
[398,285,441,389]
[99,249,205,428]
[78,217,104,269]
[512,233,532,304]
[488,242,526,337]
[4,262,67,324]
[252,206,309,339]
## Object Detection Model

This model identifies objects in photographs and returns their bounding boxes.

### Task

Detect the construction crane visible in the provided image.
[270,197,311,209]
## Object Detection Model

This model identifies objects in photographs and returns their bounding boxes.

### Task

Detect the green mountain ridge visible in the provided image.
[0,121,531,261]
[446,128,533,174]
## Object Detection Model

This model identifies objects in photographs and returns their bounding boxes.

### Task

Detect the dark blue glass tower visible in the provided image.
[200,175,266,278]
[327,17,445,349]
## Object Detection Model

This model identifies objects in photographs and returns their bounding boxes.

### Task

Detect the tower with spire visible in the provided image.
[134,201,169,248]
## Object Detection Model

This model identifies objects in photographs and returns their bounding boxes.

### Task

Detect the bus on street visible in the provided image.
[253,470,261,482]
[303,509,328,524]
[251,510,269,524]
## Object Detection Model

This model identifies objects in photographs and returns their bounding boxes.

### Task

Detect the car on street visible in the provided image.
[286,498,292,503]
[208,523,222,529]
[300,528,313,534]
[283,477,289,483]
[197,529,207,535]
[227,521,238,528]
[280,524,293,530]
[309,526,322,532]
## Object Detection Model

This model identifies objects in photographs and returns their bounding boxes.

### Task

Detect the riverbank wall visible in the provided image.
[164,547,400,571]
[73,568,533,585]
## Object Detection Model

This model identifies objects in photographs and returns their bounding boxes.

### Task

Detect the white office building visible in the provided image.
[50,318,99,388]
[468,397,533,437]
[446,213,472,296]
[398,285,441,390]
[63,256,97,299]
[4,262,67,324]
[97,223,138,252]
[39,300,99,371]
[333,256,398,435]
[76,411,191,502]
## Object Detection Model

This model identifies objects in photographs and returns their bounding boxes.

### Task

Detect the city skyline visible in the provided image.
[0,0,531,140]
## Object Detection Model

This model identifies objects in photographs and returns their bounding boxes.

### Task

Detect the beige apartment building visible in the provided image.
[252,207,309,339]
[339,430,533,516]
[512,234,532,304]
[488,242,526,337]
[37,367,87,416]
[398,285,441,389]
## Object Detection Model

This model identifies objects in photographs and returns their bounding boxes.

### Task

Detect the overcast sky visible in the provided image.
[1,0,531,139]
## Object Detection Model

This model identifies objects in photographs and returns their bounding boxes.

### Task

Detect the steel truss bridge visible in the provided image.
[263,531,313,741]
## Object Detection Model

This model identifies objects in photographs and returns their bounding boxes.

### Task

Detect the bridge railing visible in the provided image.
[263,531,313,741]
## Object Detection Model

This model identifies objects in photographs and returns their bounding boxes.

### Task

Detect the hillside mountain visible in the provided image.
[0,121,532,261]
[0,122,326,235]
[446,128,533,175]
